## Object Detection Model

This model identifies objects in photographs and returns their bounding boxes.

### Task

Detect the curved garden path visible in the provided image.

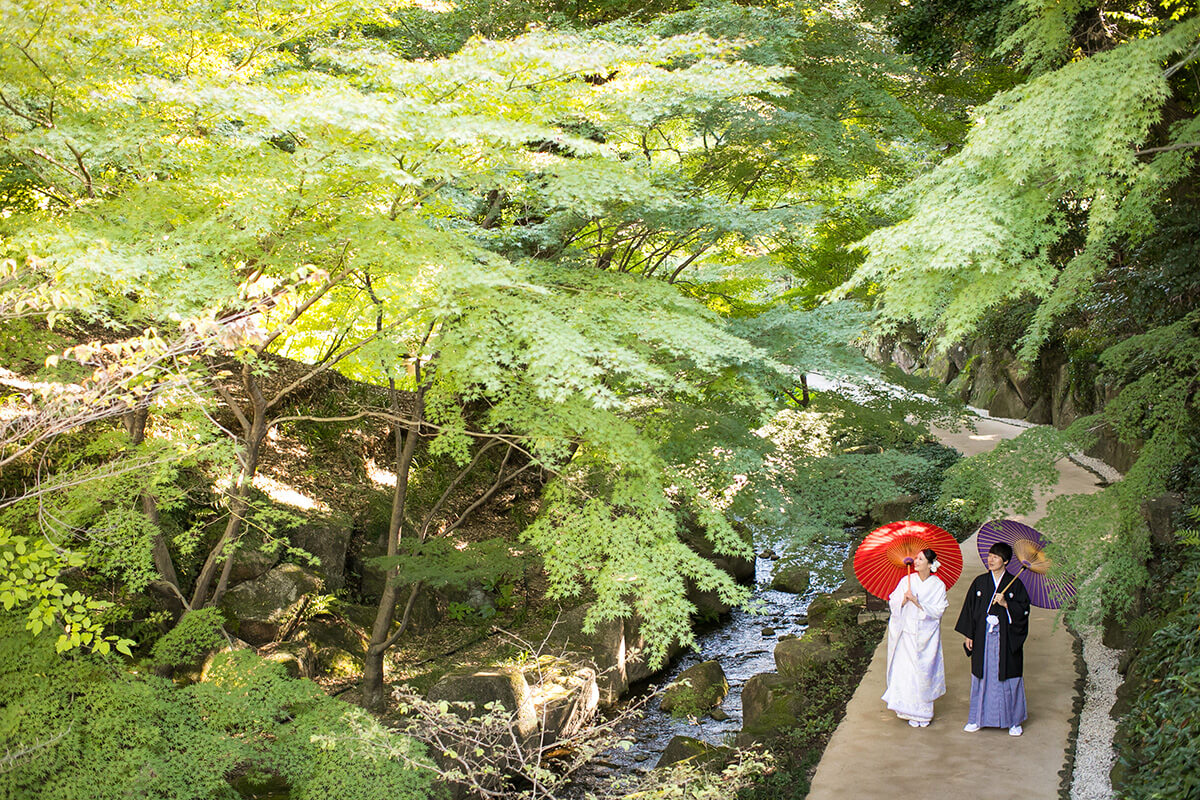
[807,415,1104,799]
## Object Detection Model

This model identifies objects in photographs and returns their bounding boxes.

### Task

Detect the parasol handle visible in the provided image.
[904,557,914,591]
[989,562,1029,609]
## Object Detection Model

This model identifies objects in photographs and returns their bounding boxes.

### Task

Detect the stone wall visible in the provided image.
[867,331,1138,473]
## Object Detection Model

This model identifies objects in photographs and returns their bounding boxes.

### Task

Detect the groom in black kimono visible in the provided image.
[955,541,1031,734]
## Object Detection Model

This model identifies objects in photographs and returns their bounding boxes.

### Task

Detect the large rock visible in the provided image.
[656,735,731,770]
[770,562,811,594]
[775,632,840,677]
[661,660,729,715]
[529,664,599,742]
[302,615,368,677]
[948,367,974,404]
[429,666,539,744]
[927,348,959,385]
[287,510,353,593]
[891,341,921,374]
[986,378,1030,420]
[687,581,732,621]
[1025,394,1053,425]
[1085,423,1140,475]
[550,604,631,705]
[624,612,685,686]
[804,593,860,629]
[1002,353,1038,407]
[196,639,254,682]
[220,564,324,646]
[739,672,803,742]
[258,640,315,679]
[965,341,999,408]
[1050,363,1079,427]
[550,604,684,706]
[228,544,280,586]
[1141,493,1184,551]
[869,494,921,526]
[947,343,970,372]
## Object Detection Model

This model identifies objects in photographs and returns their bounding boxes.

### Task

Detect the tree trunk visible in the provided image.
[123,407,181,592]
[362,382,425,712]
[190,375,267,609]
[209,426,264,608]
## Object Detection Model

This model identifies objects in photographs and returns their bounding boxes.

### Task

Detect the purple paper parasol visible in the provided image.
[977,519,1076,609]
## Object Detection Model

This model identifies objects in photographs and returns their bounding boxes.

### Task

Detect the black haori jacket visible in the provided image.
[954,572,1031,681]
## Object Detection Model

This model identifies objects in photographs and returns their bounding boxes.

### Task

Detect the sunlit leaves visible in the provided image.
[0,527,134,656]
[844,17,1200,351]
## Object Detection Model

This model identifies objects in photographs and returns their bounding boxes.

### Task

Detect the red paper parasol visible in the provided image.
[977,519,1076,609]
[853,520,963,601]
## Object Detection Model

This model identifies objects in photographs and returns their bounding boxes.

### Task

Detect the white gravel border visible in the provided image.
[1070,623,1121,800]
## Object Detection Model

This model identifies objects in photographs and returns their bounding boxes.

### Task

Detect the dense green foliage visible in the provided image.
[1112,511,1200,799]
[0,0,960,663]
[0,617,435,800]
[850,0,1200,626]
[148,607,229,671]
[2,0,1198,792]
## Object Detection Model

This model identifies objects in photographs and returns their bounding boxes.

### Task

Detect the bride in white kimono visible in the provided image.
[881,548,948,727]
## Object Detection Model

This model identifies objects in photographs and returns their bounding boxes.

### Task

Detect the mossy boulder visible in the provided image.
[738,672,804,743]
[301,615,368,677]
[220,563,324,646]
[258,640,315,679]
[287,509,353,593]
[927,348,959,385]
[656,735,731,770]
[227,540,280,586]
[869,495,921,526]
[804,593,860,629]
[770,562,811,594]
[775,632,840,678]
[661,660,729,716]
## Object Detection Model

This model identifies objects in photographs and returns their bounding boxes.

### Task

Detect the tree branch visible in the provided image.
[1164,39,1200,78]
[379,580,423,651]
[213,380,252,435]
[1135,141,1200,156]
[255,255,355,356]
[442,458,536,539]
[415,440,502,541]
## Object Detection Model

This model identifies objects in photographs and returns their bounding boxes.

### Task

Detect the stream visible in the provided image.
[573,532,857,785]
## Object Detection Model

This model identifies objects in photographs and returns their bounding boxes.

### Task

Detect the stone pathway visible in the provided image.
[807,415,1106,800]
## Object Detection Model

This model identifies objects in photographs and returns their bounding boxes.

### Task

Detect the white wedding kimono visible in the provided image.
[881,573,948,723]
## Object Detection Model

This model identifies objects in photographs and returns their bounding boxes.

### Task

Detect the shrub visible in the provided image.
[1113,538,1200,799]
[0,616,436,800]
[148,607,228,670]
